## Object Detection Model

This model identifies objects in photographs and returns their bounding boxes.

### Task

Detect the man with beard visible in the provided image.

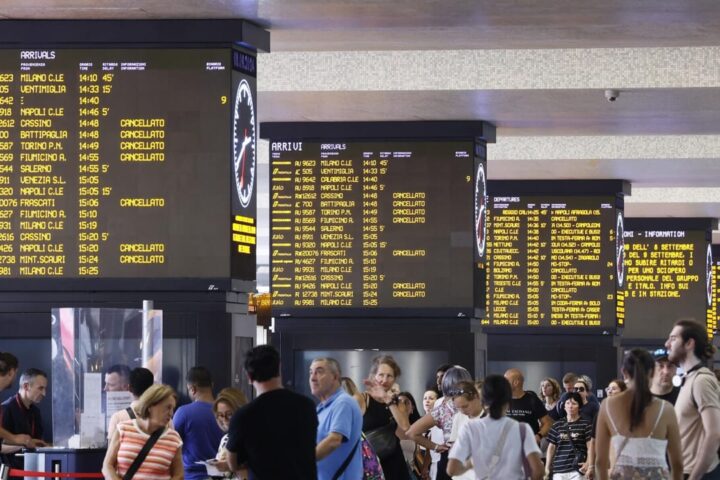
[665,319,720,479]
[650,348,680,405]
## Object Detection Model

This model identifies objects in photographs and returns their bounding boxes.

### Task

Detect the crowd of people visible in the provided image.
[0,317,719,480]
[213,318,719,480]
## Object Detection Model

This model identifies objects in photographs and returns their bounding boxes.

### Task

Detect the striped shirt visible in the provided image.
[547,417,592,473]
[116,420,183,480]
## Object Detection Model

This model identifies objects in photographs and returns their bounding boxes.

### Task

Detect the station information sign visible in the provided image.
[622,227,712,339]
[269,140,475,315]
[484,196,621,329]
[0,48,256,284]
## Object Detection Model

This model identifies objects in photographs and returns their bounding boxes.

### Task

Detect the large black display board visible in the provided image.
[268,140,476,316]
[0,48,257,287]
[483,181,628,331]
[621,218,715,339]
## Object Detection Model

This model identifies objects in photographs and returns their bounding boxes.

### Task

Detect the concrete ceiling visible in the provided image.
[2,0,720,241]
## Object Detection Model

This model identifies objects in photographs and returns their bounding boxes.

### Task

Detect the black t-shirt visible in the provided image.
[653,387,680,406]
[1,395,44,468]
[1,394,43,438]
[226,388,318,480]
[506,391,547,435]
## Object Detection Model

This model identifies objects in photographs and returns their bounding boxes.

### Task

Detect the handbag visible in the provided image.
[413,446,431,480]
[565,424,585,472]
[360,433,386,480]
[365,422,398,460]
[122,426,165,480]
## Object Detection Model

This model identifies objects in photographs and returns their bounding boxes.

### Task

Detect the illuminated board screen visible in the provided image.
[622,224,712,339]
[484,196,621,329]
[0,48,257,286]
[269,140,475,316]
[711,245,719,338]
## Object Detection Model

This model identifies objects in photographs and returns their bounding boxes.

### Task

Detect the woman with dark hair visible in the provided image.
[406,366,473,480]
[397,392,422,476]
[595,348,682,480]
[447,375,543,480]
[546,392,594,479]
[361,355,411,480]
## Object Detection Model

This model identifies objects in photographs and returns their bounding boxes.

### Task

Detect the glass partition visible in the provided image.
[50,307,162,447]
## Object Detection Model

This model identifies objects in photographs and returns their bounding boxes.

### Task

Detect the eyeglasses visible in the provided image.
[448,388,478,398]
[573,387,586,393]
[215,412,233,420]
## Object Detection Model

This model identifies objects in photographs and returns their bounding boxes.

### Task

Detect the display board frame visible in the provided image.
[621,217,717,341]
[261,121,494,318]
[482,179,630,335]
[0,21,267,291]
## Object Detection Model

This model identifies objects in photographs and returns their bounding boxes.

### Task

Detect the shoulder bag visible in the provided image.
[122,427,165,480]
[365,422,397,460]
[364,393,398,460]
[565,423,585,472]
[331,437,361,480]
[125,407,136,419]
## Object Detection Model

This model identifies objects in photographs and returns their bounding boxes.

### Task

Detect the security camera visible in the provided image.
[605,89,619,102]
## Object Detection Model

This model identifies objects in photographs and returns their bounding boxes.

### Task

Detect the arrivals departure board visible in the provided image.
[621,222,712,339]
[269,140,475,316]
[0,48,257,286]
[484,196,621,329]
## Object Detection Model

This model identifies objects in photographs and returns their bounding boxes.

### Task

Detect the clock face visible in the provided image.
[474,162,487,257]
[707,244,713,307]
[616,212,625,288]
[233,79,256,209]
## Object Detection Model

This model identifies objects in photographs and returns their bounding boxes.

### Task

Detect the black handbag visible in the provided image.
[364,422,397,460]
[566,424,585,472]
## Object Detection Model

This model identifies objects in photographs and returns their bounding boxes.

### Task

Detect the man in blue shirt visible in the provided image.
[173,366,224,480]
[309,357,362,480]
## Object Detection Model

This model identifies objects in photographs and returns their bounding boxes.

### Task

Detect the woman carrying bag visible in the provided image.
[103,384,183,480]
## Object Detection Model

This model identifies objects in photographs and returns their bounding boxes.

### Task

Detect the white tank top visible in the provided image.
[607,398,669,477]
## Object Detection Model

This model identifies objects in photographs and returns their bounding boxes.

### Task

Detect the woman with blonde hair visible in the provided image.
[540,377,562,411]
[212,388,248,458]
[103,384,183,480]
[361,355,411,480]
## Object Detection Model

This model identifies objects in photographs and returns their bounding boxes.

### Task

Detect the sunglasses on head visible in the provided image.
[448,388,477,398]
[573,386,586,393]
